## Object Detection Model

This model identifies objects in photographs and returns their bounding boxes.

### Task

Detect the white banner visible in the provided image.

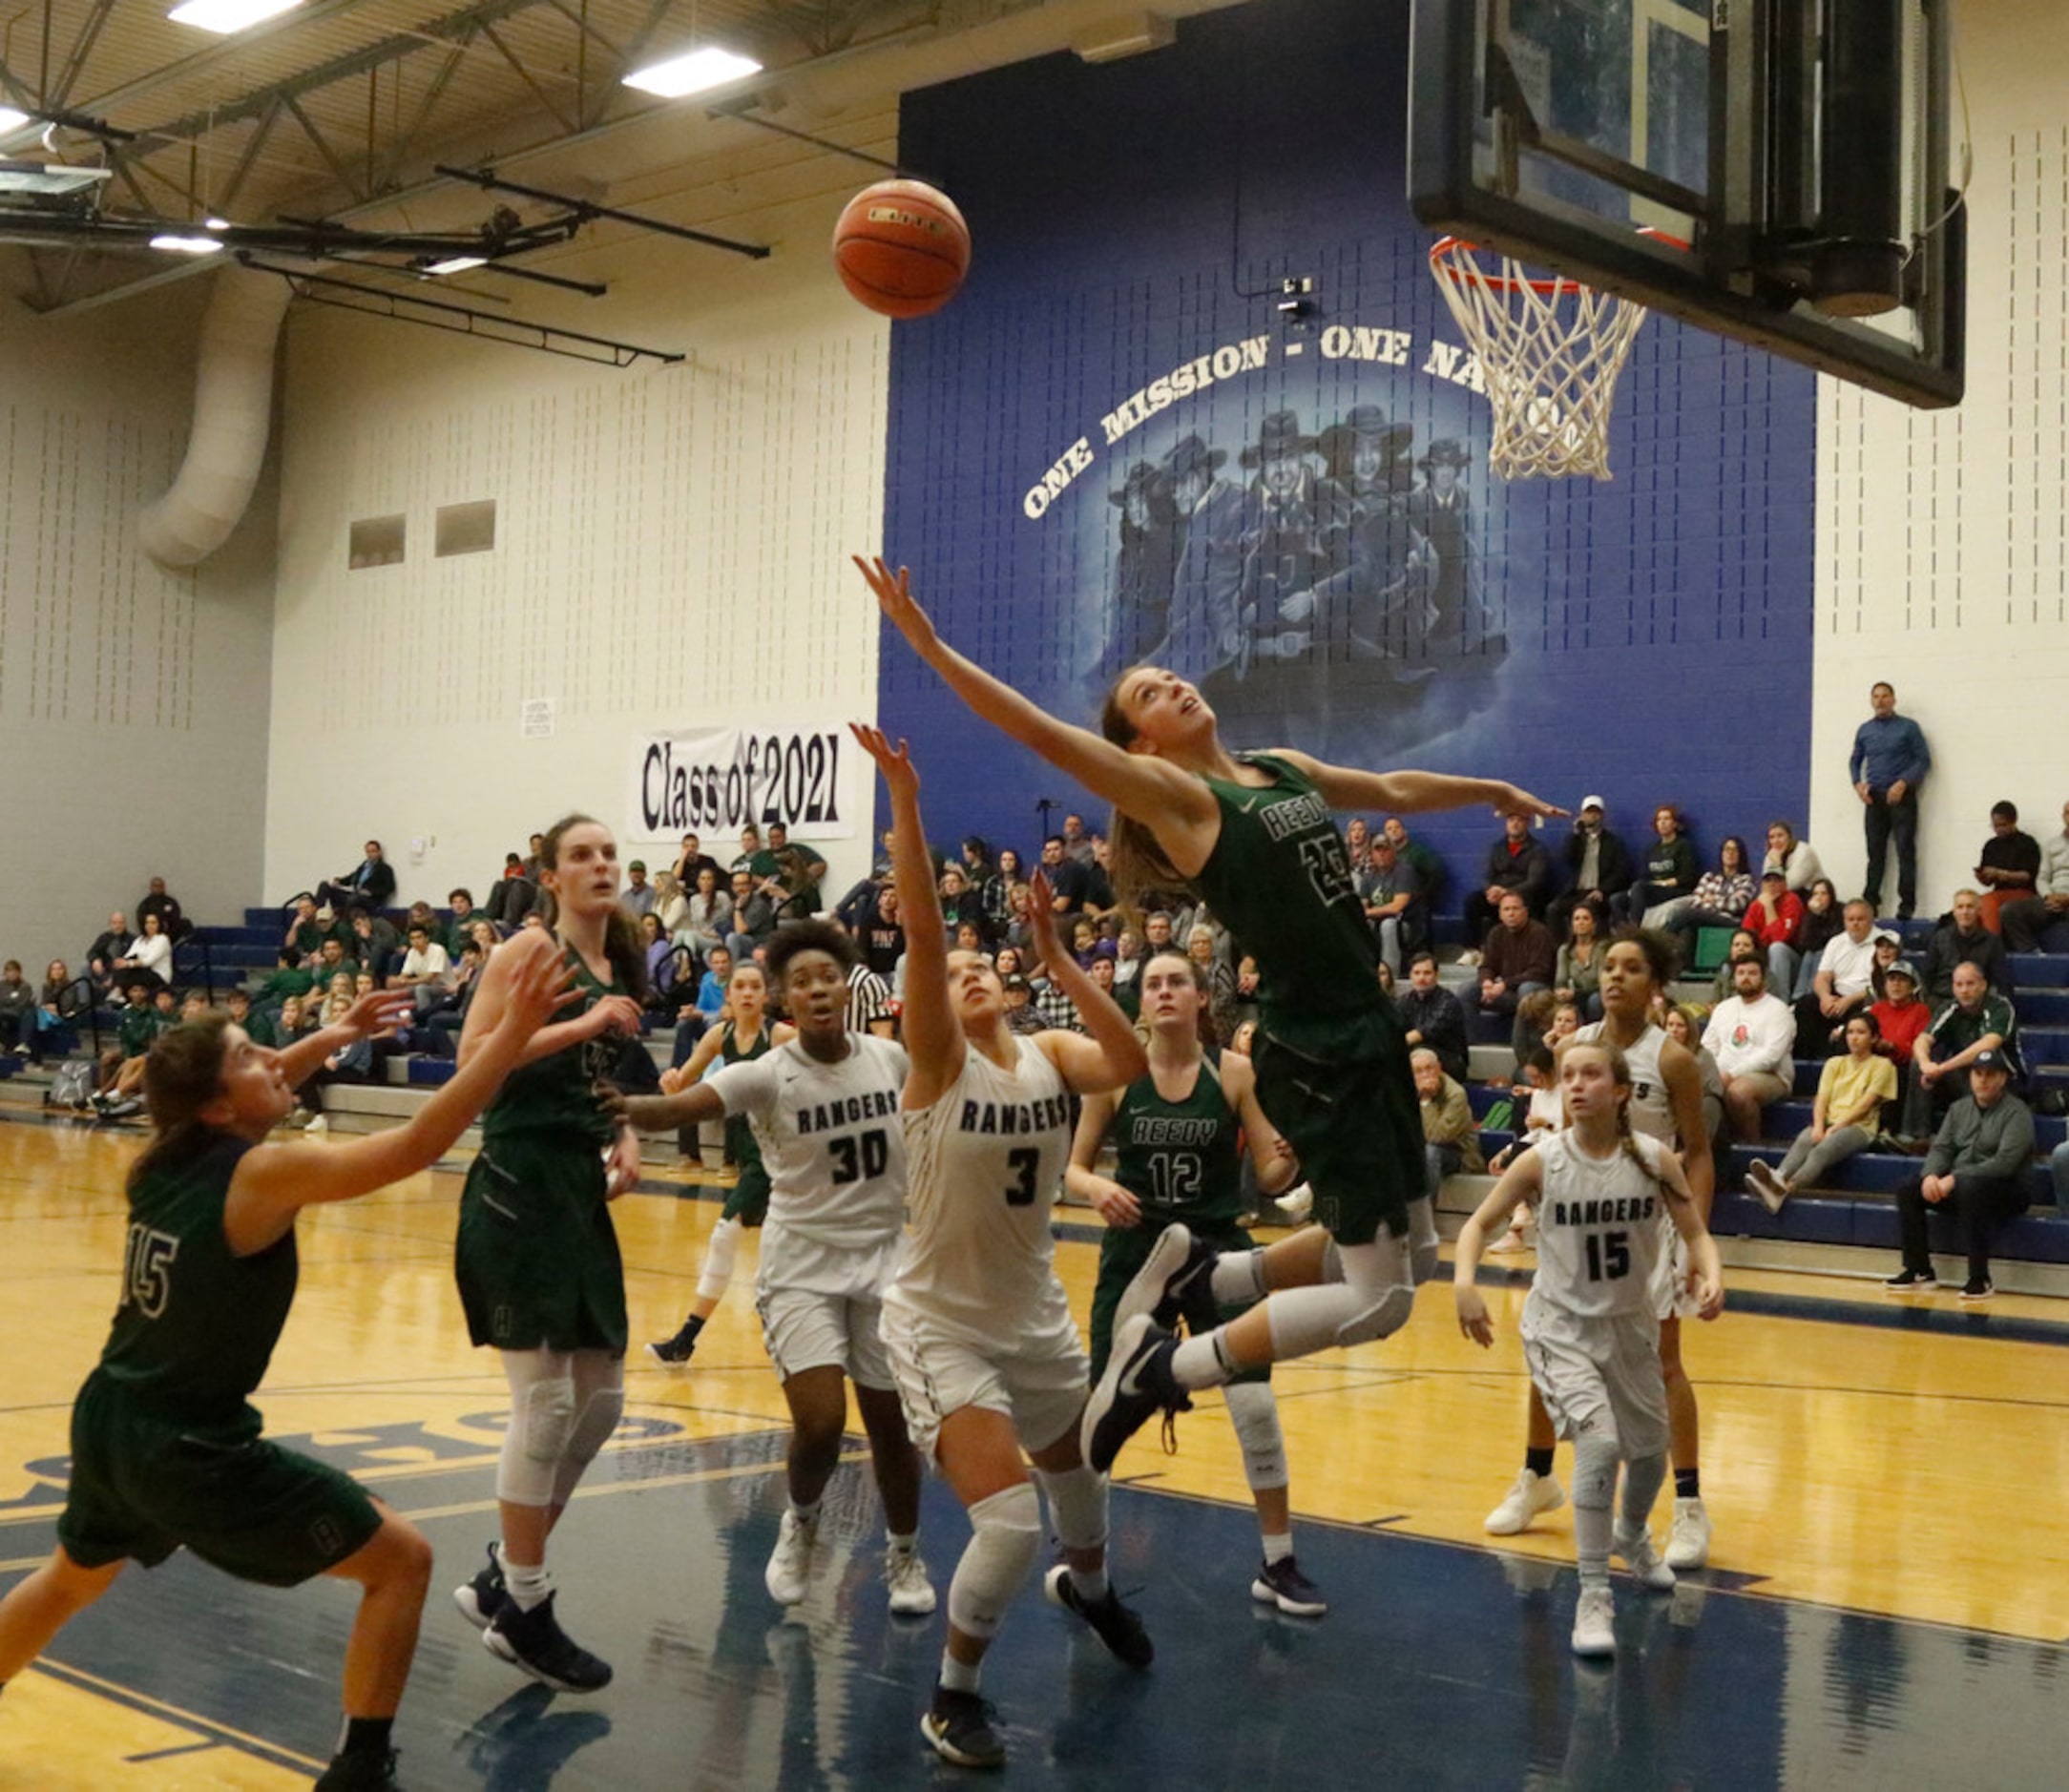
[630,724,859,844]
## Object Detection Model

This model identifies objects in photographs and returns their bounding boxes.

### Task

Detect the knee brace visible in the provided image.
[1569,1433,1622,1512]
[496,1358,575,1507]
[947,1482,1042,1640]
[1223,1381,1288,1492]
[696,1215,742,1302]
[1328,1239,1416,1346]
[549,1355,626,1505]
[1034,1464,1108,1557]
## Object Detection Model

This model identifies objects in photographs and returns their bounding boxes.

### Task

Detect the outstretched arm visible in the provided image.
[851,724,965,1108]
[856,557,1217,836]
[1028,877,1148,1095]
[1271,747,1563,825]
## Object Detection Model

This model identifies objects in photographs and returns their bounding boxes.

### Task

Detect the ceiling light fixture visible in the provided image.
[0,159,115,197]
[168,0,303,36]
[149,232,227,254]
[0,108,29,135]
[623,46,762,100]
[425,255,488,275]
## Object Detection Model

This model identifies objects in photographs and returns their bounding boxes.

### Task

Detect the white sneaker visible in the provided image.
[1488,1224,1530,1255]
[1274,1182,1313,1222]
[1458,949,1483,968]
[1570,1583,1616,1657]
[1485,1468,1565,1535]
[764,1509,819,1606]
[1746,1159,1788,1215]
[303,1113,328,1136]
[1612,1521,1676,1591]
[885,1544,936,1615]
[1664,1496,1710,1570]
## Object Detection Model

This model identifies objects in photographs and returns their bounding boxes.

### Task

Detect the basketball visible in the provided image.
[831,178,972,320]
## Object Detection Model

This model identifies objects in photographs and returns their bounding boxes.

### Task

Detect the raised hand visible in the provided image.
[1491,784,1567,824]
[847,721,919,795]
[338,987,415,1042]
[1025,868,1064,957]
[583,993,645,1040]
[852,556,941,657]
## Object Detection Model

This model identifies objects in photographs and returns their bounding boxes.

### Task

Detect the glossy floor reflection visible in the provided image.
[9,1419,2067,1790]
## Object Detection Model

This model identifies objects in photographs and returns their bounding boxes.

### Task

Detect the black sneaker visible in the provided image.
[1883,1266,1937,1291]
[1080,1314,1190,1475]
[483,1592,614,1692]
[1959,1277,1995,1302]
[454,1540,508,1631]
[645,1323,699,1366]
[1043,1566,1155,1668]
[313,1748,399,1790]
[921,1684,1005,1768]
[1251,1555,1328,1616]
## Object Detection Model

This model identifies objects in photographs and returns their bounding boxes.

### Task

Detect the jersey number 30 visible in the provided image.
[828,1129,890,1185]
[120,1224,180,1319]
[1583,1231,1631,1282]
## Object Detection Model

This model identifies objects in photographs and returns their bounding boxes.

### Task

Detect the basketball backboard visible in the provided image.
[1409,0,1964,407]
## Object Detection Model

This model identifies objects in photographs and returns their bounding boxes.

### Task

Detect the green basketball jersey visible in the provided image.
[95,1136,293,1424]
[480,945,619,1147]
[1190,752,1382,1052]
[721,1022,774,1172]
[1111,1052,1243,1226]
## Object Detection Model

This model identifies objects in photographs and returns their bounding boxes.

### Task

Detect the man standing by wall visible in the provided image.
[1850,682,1930,919]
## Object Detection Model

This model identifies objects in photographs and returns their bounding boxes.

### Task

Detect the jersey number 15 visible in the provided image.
[1583,1231,1631,1282]
[120,1223,180,1319]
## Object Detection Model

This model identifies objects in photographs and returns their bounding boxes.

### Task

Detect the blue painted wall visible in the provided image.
[878,0,1813,900]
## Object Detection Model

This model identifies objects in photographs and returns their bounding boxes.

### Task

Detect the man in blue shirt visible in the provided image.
[1850,681,1931,919]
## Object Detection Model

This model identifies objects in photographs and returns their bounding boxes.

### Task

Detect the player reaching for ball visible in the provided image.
[850,722,1151,1771]
[1453,1038,1724,1657]
[853,555,1561,1478]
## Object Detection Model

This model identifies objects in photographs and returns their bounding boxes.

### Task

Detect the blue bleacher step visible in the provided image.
[2009,954,2069,989]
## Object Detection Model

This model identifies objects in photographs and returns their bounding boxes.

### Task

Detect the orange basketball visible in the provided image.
[832,178,972,320]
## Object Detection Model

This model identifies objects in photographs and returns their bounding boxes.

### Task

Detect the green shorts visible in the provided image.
[721,1161,772,1226]
[1253,1011,1424,1248]
[1088,1219,1267,1386]
[457,1136,629,1353]
[57,1373,381,1588]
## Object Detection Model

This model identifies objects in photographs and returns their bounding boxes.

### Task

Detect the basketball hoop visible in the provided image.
[1428,236,1655,481]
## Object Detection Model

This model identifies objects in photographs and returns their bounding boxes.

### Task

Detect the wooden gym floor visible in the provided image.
[1,1116,2065,1788]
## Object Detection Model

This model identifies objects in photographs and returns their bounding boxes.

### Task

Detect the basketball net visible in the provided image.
[1429,237,1651,481]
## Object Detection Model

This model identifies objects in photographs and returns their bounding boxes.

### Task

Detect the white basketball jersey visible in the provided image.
[705,1034,909,1250]
[1526,1131,1673,1321]
[889,1034,1075,1344]
[1574,1020,1675,1143]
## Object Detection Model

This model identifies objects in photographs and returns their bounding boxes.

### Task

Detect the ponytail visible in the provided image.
[129,1015,233,1198]
[1097,681,1185,908]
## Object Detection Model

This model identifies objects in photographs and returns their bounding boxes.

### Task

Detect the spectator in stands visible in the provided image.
[1060,812,1096,865]
[1749,1011,1899,1213]
[1476,892,1556,1031]
[1547,796,1632,937]
[1412,1046,1484,1199]
[731,823,775,879]
[136,875,189,943]
[112,910,173,993]
[1661,1003,1727,1155]
[483,853,536,927]
[1186,925,1240,1041]
[1898,960,2021,1144]
[313,936,360,988]
[441,888,477,954]
[390,922,450,993]
[939,865,987,943]
[1703,958,1795,1140]
[1358,833,1424,974]
[1398,950,1471,1086]
[85,910,134,1000]
[1788,877,1844,1000]
[679,866,731,968]
[1384,816,1446,917]
[466,918,500,961]
[1973,801,2040,934]
[856,884,903,982]
[1113,927,1145,993]
[2002,799,2069,953]
[519,832,546,883]
[0,962,36,1059]
[1887,1049,2033,1299]
[1664,836,1756,941]
[1554,904,1606,1021]
[1708,928,1762,1005]
[1042,833,1112,921]
[1463,814,1553,948]
[1615,805,1698,925]
[284,895,324,964]
[638,913,676,1008]
[671,832,723,891]
[1762,820,1822,892]
[1851,681,1930,919]
[1921,889,2011,998]
[725,868,775,965]
[1002,974,1043,1036]
[651,871,688,940]
[1870,960,1932,1073]
[767,823,827,899]
[252,947,316,1011]
[1344,816,1372,872]
[979,846,1022,939]
[1745,869,1808,995]
[348,906,402,982]
[315,842,396,916]
[694,945,733,1025]
[1799,899,1882,1050]
[620,860,657,920]
[93,981,168,1110]
[34,960,82,1057]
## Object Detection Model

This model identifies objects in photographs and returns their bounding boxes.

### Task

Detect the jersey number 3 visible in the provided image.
[1003,1146,1041,1206]
[1583,1231,1631,1282]
[828,1129,889,1185]
[120,1224,180,1319]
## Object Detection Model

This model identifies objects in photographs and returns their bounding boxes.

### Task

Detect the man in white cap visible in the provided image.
[1547,795,1632,939]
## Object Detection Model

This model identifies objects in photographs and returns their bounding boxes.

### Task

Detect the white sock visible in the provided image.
[503,1555,553,1613]
[1067,1563,1110,1604]
[1210,1248,1266,1305]
[789,1498,822,1526]
[888,1531,918,1553]
[1171,1329,1234,1390]
[1261,1530,1294,1565]
[940,1651,980,1694]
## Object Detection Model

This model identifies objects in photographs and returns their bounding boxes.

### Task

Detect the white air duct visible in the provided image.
[138,265,290,569]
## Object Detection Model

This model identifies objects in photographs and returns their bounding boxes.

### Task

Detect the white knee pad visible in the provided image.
[549,1356,626,1505]
[1569,1433,1621,1511]
[696,1215,742,1302]
[1223,1381,1288,1492]
[1034,1464,1108,1557]
[947,1482,1042,1640]
[497,1358,575,1507]
[1328,1239,1416,1346]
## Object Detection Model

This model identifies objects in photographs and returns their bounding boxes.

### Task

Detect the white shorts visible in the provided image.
[1649,1228,1699,1323]
[1520,1299,1669,1462]
[877,1300,1088,1466]
[756,1284,895,1390]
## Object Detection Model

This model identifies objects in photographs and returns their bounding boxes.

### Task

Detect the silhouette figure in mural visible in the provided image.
[1094,460,1184,684]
